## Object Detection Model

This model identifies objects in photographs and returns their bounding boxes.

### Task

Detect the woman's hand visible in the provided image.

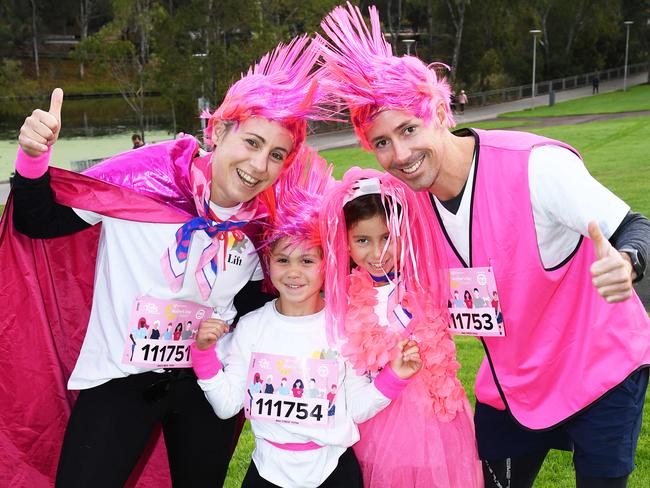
[19,88,63,157]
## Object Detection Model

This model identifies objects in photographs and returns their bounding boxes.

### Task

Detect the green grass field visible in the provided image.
[222,114,650,487]
[500,84,650,118]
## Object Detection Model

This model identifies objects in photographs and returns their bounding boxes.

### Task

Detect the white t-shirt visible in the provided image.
[69,202,263,389]
[432,145,630,268]
[198,301,391,488]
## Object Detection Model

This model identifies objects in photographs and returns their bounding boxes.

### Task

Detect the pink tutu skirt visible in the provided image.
[354,375,483,487]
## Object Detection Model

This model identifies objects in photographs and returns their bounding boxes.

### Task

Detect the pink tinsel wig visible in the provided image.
[317,3,455,150]
[262,145,334,254]
[320,167,449,345]
[203,35,325,165]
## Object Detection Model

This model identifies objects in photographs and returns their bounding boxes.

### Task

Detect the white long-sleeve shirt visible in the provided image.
[197,300,394,488]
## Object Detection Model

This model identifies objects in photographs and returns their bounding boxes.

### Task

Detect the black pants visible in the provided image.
[241,447,363,488]
[56,369,241,487]
[479,369,648,488]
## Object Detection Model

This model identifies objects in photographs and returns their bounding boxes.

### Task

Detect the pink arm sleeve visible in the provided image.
[190,343,223,380]
[15,147,51,179]
[373,364,410,400]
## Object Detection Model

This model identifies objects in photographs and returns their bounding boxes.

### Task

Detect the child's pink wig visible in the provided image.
[317,3,455,150]
[320,167,449,345]
[203,35,326,165]
[262,145,334,253]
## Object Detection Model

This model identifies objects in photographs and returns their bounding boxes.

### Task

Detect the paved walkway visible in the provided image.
[306,70,649,149]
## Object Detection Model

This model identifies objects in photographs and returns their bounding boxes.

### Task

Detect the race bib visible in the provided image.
[448,267,505,337]
[244,352,338,428]
[122,296,212,368]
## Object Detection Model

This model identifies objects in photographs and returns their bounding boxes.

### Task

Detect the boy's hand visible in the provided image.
[195,319,229,350]
[390,339,422,379]
[19,88,63,157]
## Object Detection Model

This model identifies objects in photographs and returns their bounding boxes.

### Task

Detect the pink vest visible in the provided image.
[431,129,650,430]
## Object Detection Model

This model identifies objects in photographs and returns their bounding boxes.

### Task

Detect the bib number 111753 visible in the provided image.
[447,267,505,337]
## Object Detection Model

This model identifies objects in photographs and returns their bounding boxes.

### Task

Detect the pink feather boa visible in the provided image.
[343,268,467,422]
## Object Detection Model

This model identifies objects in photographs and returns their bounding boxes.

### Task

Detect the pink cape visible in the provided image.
[0,137,213,487]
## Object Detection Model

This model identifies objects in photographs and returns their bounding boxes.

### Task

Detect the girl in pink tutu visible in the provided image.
[320,167,482,488]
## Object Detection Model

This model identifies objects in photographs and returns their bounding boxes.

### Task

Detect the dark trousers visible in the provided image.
[241,447,364,488]
[56,369,241,488]
[478,368,648,488]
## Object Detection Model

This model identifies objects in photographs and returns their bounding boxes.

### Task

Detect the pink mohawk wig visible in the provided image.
[317,3,455,150]
[203,35,326,165]
[262,145,334,253]
[320,167,449,345]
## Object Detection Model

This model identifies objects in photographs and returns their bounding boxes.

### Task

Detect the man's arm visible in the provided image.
[609,211,650,283]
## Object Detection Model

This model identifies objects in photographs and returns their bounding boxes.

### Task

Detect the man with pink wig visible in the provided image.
[318,4,650,488]
[2,36,326,487]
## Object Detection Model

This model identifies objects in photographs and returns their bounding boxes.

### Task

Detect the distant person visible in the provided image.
[450,92,457,114]
[131,133,144,149]
[458,89,468,113]
[592,76,600,95]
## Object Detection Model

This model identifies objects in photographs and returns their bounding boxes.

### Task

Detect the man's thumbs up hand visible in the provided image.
[588,221,634,303]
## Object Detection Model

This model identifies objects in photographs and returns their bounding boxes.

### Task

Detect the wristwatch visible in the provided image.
[619,248,645,283]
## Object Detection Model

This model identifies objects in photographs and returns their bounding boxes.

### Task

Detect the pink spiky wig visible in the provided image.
[317,3,455,150]
[202,35,326,165]
[319,167,449,345]
[261,144,334,256]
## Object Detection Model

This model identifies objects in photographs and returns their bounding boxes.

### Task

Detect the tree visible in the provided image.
[78,0,98,78]
[29,0,40,79]
[74,0,164,139]
[446,0,469,83]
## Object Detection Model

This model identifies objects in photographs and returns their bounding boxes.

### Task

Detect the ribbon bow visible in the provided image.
[161,155,252,300]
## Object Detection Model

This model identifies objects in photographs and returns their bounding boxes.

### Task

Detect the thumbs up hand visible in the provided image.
[18,88,63,157]
[588,220,634,303]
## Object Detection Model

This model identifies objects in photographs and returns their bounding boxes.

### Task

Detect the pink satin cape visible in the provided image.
[0,137,210,487]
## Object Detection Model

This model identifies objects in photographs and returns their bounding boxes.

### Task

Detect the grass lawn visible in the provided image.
[224,114,650,487]
[527,116,650,215]
[500,83,650,118]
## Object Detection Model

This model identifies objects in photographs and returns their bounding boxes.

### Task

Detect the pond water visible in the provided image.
[0,95,173,139]
[0,95,184,181]
[0,130,181,181]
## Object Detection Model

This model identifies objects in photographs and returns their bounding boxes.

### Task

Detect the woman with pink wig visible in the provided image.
[7,36,328,487]
[320,167,482,488]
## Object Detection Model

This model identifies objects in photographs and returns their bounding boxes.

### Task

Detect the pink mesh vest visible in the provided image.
[430,129,650,429]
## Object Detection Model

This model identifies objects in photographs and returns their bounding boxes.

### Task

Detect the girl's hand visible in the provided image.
[390,339,422,379]
[195,319,229,350]
[19,88,63,157]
